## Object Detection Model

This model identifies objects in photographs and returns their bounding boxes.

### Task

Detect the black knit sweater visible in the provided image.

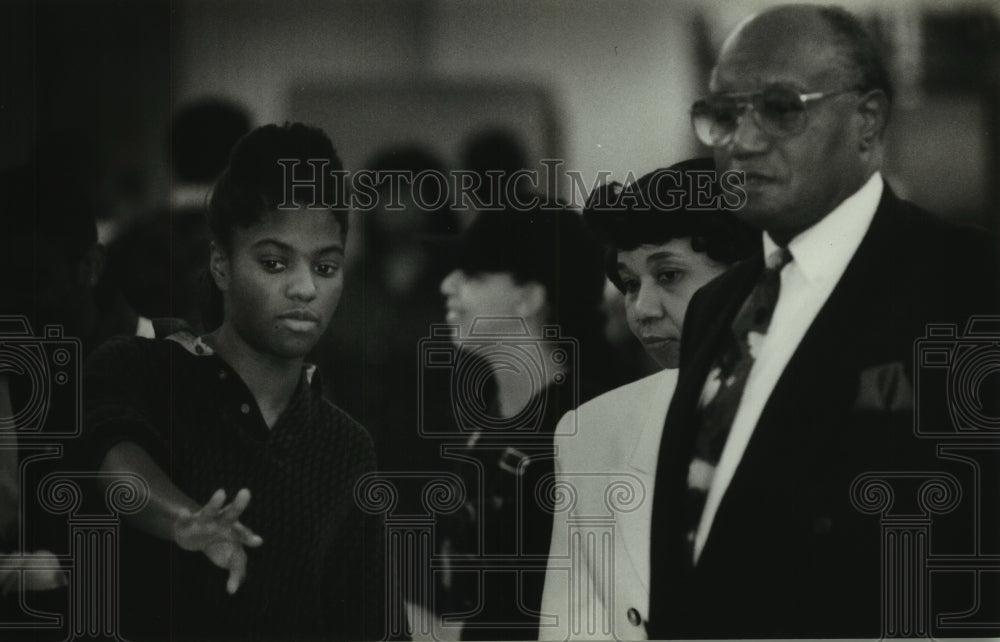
[82,333,390,641]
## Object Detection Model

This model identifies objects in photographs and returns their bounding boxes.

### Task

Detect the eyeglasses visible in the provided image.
[690,85,861,147]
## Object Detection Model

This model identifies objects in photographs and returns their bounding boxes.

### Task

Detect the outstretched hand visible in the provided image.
[173,488,263,594]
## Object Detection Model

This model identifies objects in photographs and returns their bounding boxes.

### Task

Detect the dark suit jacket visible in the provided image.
[647,185,1000,638]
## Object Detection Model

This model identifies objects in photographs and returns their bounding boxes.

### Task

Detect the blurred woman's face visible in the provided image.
[616,238,728,368]
[440,269,533,341]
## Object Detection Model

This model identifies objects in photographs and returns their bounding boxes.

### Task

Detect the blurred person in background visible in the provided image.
[539,158,756,640]
[0,160,153,638]
[81,123,399,641]
[0,163,155,353]
[436,203,623,640]
[317,144,459,470]
[104,98,251,331]
[458,127,532,219]
[311,144,460,621]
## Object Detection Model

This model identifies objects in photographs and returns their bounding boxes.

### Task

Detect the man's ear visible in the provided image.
[857,89,890,150]
[78,243,105,288]
[209,242,231,292]
[516,282,548,319]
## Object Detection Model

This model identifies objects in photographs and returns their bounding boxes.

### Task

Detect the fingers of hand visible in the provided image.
[225,546,247,595]
[200,488,227,518]
[203,541,249,595]
[217,488,252,524]
[176,488,260,552]
[232,521,264,548]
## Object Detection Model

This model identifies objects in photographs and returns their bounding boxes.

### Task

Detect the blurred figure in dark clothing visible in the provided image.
[315,144,459,489]
[0,159,159,357]
[435,203,625,640]
[0,161,152,640]
[0,163,153,351]
[307,144,461,626]
[103,98,251,331]
[459,127,531,214]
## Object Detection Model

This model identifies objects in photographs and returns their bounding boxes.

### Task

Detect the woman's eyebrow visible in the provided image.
[645,251,681,264]
[250,238,291,251]
[314,244,344,256]
[249,239,344,256]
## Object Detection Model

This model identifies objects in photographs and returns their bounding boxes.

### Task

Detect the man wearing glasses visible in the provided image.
[646,4,1000,639]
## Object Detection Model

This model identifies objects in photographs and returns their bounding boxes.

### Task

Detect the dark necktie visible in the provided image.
[680,247,793,563]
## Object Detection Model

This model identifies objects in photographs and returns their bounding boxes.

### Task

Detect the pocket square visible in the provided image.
[855,361,914,412]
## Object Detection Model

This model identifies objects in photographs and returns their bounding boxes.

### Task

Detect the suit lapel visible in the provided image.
[657,257,762,538]
[644,255,765,601]
[628,369,679,475]
[618,369,678,594]
[699,188,906,559]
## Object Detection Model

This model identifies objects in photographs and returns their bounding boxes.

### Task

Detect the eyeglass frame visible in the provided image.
[690,84,865,147]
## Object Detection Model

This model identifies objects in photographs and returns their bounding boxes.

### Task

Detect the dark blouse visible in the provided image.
[82,332,390,641]
[446,373,581,641]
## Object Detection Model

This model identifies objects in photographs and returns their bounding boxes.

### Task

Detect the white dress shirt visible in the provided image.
[693,171,884,563]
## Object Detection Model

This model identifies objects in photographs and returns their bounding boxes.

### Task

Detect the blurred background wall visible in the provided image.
[2,0,998,230]
[167,0,705,214]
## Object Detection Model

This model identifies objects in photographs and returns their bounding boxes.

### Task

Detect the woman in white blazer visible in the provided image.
[539,158,756,640]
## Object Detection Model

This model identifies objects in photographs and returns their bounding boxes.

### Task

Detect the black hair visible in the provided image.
[361,144,460,287]
[170,98,252,183]
[461,128,529,178]
[460,128,531,206]
[817,5,894,105]
[207,122,348,246]
[582,158,757,293]
[201,122,349,329]
[366,144,451,213]
[455,203,607,342]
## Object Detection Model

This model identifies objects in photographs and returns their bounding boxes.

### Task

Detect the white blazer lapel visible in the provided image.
[618,369,678,594]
